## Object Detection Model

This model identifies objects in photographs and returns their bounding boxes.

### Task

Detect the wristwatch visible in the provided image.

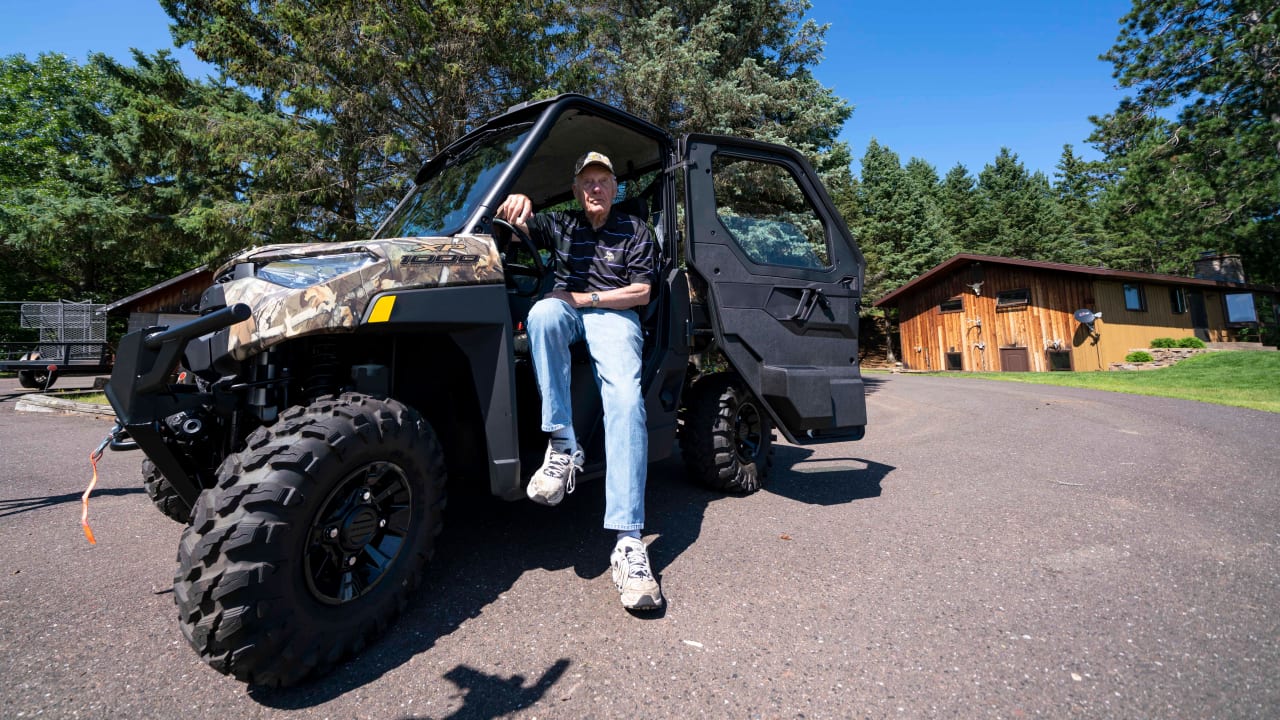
[590,292,600,308]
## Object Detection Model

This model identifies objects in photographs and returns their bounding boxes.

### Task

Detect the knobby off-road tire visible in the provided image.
[174,392,446,687]
[142,458,191,524]
[679,373,774,493]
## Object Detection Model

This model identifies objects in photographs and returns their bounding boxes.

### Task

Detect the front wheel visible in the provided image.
[174,393,446,687]
[679,373,774,493]
[142,458,191,524]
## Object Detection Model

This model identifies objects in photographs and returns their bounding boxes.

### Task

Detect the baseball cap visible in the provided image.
[573,151,614,176]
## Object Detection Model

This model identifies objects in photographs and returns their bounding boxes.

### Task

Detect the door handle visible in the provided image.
[782,288,830,322]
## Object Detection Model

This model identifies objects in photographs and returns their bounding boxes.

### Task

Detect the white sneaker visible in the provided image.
[526,441,583,506]
[610,537,664,609]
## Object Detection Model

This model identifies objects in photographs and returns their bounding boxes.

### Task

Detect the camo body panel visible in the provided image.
[219,235,503,361]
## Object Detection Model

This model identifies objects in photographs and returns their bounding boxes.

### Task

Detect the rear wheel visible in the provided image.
[679,373,774,493]
[174,392,446,687]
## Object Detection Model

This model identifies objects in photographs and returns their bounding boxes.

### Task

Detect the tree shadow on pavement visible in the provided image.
[862,374,889,396]
[0,487,144,519]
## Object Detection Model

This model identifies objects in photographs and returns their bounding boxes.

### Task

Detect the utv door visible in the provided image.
[681,134,867,444]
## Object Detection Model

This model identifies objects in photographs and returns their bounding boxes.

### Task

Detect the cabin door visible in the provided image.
[1188,291,1210,340]
[999,347,1030,372]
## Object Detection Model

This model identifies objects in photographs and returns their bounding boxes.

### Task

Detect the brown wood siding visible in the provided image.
[896,264,1094,371]
[891,264,1257,371]
[108,270,214,316]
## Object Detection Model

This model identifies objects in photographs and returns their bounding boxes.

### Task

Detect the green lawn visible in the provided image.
[922,351,1280,413]
[60,391,109,405]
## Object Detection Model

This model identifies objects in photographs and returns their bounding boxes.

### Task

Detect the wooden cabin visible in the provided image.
[103,265,213,332]
[874,254,1278,372]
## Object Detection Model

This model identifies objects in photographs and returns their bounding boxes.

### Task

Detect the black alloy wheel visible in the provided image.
[174,392,446,687]
[679,373,774,493]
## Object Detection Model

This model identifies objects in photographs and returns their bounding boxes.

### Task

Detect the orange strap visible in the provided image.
[82,445,105,545]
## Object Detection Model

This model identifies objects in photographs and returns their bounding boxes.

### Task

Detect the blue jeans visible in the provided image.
[527,298,646,531]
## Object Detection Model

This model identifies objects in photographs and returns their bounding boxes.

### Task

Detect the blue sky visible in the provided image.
[2,0,1135,179]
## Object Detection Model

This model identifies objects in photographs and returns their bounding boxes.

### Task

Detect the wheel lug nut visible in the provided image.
[362,491,372,502]
[379,519,387,528]
[328,527,339,539]
[347,556,357,566]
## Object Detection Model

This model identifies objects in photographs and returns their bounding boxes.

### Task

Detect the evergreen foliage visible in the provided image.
[0,51,270,301]
[2,0,1275,313]
[1089,0,1279,284]
[853,141,956,301]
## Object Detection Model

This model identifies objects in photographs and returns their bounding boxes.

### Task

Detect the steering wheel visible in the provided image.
[492,217,547,295]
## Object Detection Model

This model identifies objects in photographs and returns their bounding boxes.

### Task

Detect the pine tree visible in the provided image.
[162,0,571,241]
[938,164,981,253]
[1053,144,1106,265]
[571,0,853,183]
[1090,0,1279,283]
[974,148,1074,263]
[856,141,955,299]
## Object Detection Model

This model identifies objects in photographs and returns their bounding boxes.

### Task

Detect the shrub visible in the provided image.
[1125,351,1154,362]
[1176,337,1206,349]
[1149,337,1177,348]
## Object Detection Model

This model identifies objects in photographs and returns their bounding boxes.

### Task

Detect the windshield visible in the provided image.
[375,125,531,238]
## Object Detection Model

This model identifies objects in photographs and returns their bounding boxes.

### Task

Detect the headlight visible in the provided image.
[255,252,378,289]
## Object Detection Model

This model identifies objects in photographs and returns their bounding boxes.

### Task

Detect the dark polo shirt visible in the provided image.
[526,209,655,294]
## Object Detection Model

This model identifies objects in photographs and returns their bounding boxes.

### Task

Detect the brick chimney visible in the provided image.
[1193,252,1246,283]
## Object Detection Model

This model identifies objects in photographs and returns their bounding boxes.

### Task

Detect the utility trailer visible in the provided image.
[0,301,112,389]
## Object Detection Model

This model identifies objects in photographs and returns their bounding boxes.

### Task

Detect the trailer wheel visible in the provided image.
[17,368,54,389]
[174,393,446,687]
[142,459,192,524]
[679,373,774,493]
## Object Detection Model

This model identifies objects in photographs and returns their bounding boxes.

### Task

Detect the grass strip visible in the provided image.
[917,351,1280,413]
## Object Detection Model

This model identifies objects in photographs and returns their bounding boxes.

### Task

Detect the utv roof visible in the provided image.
[413,94,670,207]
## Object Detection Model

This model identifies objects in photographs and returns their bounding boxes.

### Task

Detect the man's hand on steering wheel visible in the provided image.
[496,193,534,234]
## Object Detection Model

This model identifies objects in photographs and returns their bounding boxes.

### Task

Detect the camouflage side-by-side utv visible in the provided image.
[104,94,868,687]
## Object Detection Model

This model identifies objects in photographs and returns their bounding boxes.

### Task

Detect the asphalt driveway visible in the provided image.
[1,373,1277,718]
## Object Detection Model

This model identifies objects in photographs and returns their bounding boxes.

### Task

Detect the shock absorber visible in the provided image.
[248,349,280,423]
[303,340,339,400]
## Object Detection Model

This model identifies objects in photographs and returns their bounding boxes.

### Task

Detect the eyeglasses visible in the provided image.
[576,177,613,190]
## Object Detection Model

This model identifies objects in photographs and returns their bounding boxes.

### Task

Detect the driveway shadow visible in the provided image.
[862,374,889,396]
[0,487,145,519]
[250,444,893,710]
[249,463,667,710]
[769,445,893,505]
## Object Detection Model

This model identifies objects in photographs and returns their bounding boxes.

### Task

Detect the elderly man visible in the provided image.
[495,151,662,610]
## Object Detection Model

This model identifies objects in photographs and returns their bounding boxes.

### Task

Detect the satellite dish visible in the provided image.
[1074,308,1101,334]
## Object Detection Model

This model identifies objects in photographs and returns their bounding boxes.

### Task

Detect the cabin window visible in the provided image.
[995,288,1029,309]
[1123,283,1147,311]
[1047,350,1073,371]
[1224,293,1257,324]
[945,352,963,371]
[1169,287,1187,314]
[939,297,963,313]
